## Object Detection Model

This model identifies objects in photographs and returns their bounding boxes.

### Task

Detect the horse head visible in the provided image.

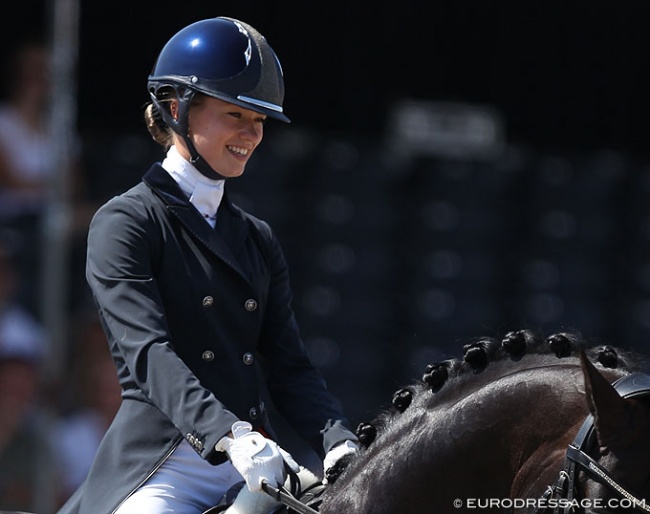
[578,351,650,512]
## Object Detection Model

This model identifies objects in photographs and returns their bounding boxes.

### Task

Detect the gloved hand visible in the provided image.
[323,439,359,483]
[216,421,299,493]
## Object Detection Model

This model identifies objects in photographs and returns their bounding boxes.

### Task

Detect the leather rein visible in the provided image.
[538,372,650,513]
[260,465,324,514]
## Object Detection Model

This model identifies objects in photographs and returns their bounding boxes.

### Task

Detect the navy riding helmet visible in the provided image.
[147,17,289,178]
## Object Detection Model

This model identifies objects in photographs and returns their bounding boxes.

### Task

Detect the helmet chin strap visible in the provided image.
[152,86,230,181]
[182,134,230,181]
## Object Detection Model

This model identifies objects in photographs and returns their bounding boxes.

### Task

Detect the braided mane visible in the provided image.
[325,329,646,483]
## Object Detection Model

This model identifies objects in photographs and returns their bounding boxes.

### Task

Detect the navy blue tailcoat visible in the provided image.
[57,164,356,514]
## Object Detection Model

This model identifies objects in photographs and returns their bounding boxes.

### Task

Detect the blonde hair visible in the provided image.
[144,93,207,149]
[144,102,174,149]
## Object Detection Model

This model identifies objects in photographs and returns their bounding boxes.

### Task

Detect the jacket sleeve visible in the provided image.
[253,220,358,457]
[85,194,237,464]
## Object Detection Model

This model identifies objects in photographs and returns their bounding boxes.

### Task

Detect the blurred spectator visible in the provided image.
[0,38,91,315]
[0,239,55,512]
[52,309,122,506]
[0,238,48,368]
[0,39,54,219]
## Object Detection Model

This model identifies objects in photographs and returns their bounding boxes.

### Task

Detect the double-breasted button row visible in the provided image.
[186,432,204,451]
[202,296,257,312]
[201,350,253,364]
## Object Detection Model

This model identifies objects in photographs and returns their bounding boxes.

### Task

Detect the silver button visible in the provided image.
[202,350,215,362]
[249,407,258,419]
[186,433,204,451]
[244,299,257,311]
[242,352,254,365]
[202,296,214,307]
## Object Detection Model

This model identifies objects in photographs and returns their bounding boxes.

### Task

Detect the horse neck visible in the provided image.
[321,359,627,514]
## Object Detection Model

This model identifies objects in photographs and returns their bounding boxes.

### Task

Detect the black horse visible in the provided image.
[7,329,649,514]
[312,330,650,514]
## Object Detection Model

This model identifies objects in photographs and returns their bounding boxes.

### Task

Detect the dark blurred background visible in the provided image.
[6,0,650,385]
[6,1,650,152]
[3,1,650,487]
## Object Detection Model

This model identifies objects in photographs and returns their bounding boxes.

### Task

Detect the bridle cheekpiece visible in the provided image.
[538,373,650,513]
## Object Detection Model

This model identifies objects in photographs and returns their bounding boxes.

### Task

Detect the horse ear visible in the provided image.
[580,351,629,449]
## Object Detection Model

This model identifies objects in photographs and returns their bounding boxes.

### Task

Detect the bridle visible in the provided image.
[538,372,650,513]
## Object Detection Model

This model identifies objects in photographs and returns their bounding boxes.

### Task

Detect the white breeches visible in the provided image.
[113,439,246,513]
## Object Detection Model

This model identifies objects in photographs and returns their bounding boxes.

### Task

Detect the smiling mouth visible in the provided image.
[227,145,249,156]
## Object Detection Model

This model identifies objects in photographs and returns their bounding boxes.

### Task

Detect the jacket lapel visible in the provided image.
[143,164,251,283]
[215,200,248,258]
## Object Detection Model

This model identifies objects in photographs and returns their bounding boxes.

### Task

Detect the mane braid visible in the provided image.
[348,329,645,457]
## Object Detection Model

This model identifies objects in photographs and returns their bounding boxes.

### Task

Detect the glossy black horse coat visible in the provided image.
[317,331,650,514]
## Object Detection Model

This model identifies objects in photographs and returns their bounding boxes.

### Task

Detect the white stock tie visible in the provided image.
[190,182,224,228]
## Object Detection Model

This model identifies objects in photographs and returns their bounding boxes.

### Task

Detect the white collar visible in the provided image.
[162,146,224,225]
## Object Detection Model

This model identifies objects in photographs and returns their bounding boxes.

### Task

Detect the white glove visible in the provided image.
[216,421,299,493]
[323,439,359,481]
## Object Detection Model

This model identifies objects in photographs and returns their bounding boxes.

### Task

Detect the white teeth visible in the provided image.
[228,146,249,156]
